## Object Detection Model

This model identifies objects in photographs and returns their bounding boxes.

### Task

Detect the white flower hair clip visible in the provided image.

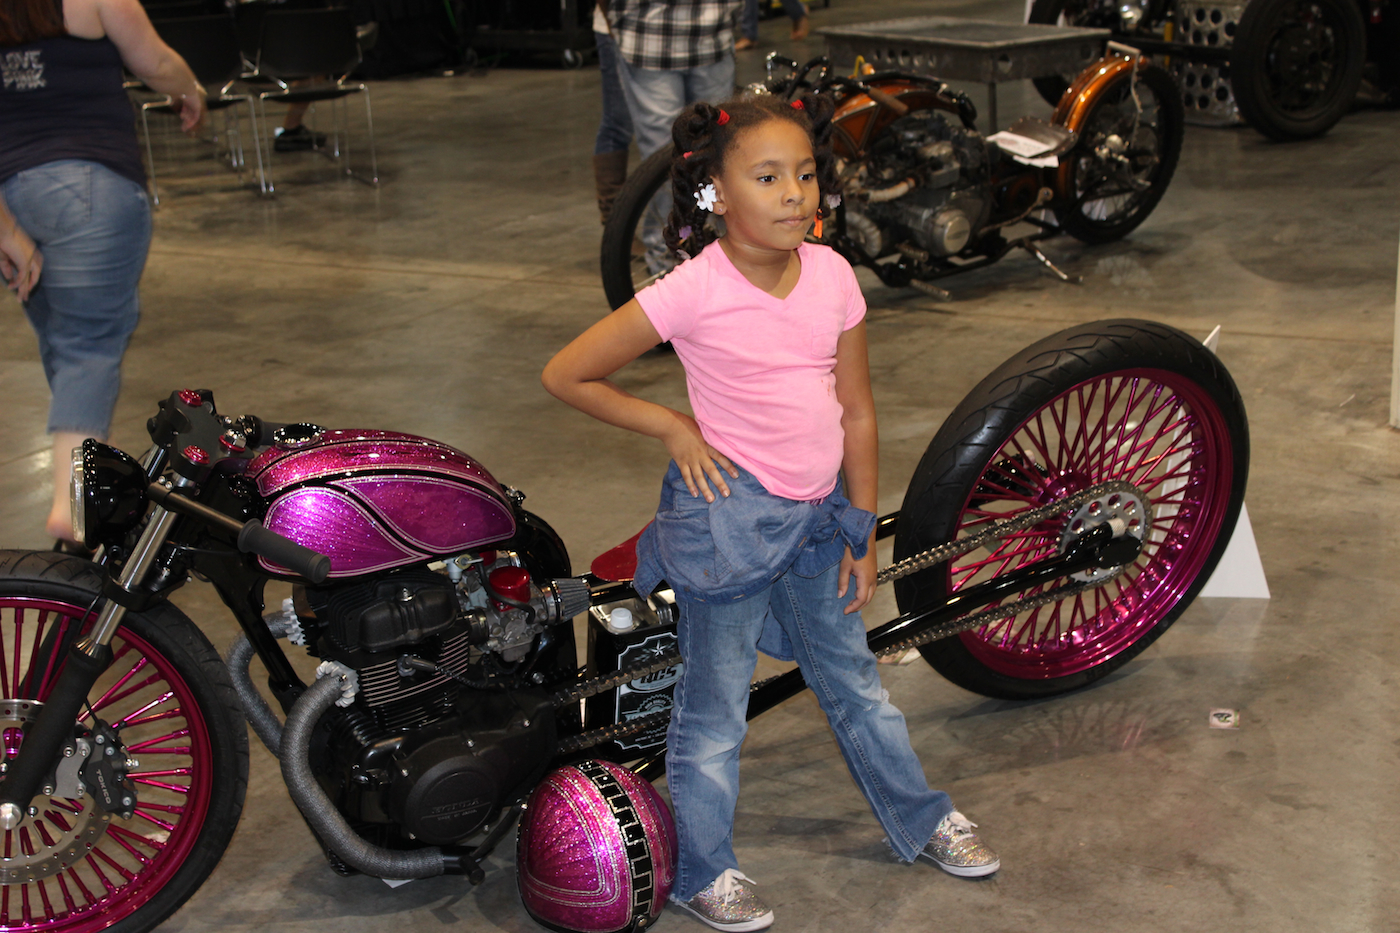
[826,193,843,209]
[694,183,718,212]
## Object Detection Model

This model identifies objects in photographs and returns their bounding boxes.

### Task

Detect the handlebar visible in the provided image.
[146,482,331,583]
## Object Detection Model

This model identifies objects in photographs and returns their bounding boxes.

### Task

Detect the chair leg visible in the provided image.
[140,104,162,207]
[360,87,379,187]
[255,97,276,196]
[246,98,271,197]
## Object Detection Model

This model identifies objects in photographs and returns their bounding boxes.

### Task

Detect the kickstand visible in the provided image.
[1018,242,1082,284]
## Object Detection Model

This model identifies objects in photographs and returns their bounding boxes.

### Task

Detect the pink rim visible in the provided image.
[947,368,1235,679]
[0,598,213,932]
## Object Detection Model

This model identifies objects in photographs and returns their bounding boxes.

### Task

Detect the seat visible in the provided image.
[590,525,650,582]
[139,15,268,204]
[252,7,380,190]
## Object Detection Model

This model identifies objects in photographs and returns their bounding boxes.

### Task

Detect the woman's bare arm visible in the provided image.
[68,0,205,129]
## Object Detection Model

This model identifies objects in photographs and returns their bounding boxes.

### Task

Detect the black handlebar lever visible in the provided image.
[146,483,332,583]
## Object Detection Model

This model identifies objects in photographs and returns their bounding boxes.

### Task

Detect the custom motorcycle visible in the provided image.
[1029,0,1400,140]
[0,318,1247,932]
[601,48,1183,310]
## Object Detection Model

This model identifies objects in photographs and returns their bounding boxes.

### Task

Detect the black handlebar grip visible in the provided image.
[237,520,331,583]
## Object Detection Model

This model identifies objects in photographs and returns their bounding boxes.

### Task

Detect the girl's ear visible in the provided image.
[710,176,728,215]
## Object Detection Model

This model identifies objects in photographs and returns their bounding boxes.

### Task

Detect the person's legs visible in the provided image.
[683,53,737,108]
[617,58,686,159]
[770,561,953,862]
[594,30,634,224]
[736,0,758,47]
[782,0,809,38]
[667,589,770,902]
[2,161,150,541]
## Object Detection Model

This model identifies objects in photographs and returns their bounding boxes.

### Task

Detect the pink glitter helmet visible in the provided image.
[517,760,676,933]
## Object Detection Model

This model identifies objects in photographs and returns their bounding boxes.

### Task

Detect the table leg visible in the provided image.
[987,82,998,134]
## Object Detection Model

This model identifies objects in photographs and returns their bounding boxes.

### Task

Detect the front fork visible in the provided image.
[0,478,187,829]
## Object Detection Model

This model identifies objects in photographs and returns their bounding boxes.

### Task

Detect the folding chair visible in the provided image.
[140,15,269,203]
[254,7,380,190]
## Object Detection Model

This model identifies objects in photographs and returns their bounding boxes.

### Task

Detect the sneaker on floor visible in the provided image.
[673,869,774,932]
[274,125,327,152]
[918,810,1000,877]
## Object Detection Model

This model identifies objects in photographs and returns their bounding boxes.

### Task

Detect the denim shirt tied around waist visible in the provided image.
[634,462,877,661]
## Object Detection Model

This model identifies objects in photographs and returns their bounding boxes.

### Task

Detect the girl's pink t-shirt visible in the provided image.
[636,240,866,501]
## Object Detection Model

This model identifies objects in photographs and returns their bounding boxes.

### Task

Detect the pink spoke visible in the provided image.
[90,653,150,712]
[10,611,24,700]
[84,852,118,893]
[36,877,54,922]
[92,669,162,714]
[125,727,190,752]
[65,866,98,906]
[135,801,186,815]
[129,767,192,779]
[130,777,190,794]
[110,688,174,728]
[35,618,73,698]
[121,708,184,728]
[109,824,164,858]
[92,845,137,882]
[133,808,177,832]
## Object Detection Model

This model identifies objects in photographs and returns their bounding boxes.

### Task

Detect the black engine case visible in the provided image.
[388,691,555,845]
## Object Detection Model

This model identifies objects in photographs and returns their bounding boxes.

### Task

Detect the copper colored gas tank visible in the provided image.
[247,430,517,578]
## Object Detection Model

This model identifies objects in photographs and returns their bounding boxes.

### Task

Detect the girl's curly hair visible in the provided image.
[663,92,840,259]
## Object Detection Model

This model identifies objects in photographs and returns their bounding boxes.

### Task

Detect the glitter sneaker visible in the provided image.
[673,869,774,932]
[917,811,1001,877]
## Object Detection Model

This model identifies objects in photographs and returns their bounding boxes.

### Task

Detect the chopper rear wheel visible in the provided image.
[1054,64,1184,244]
[1230,0,1366,140]
[0,550,248,933]
[893,320,1249,700]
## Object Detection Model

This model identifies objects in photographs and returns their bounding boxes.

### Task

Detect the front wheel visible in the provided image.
[1230,0,1366,140]
[1054,64,1184,244]
[0,550,248,932]
[894,320,1249,699]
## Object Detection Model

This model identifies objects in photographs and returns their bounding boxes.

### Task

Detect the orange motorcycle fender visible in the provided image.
[1049,54,1143,198]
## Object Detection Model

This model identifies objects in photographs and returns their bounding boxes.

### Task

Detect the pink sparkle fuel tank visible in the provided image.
[247,429,517,578]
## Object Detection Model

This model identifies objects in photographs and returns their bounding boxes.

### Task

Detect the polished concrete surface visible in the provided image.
[2,0,1399,930]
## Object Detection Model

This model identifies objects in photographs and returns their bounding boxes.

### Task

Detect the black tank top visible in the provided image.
[0,8,146,188]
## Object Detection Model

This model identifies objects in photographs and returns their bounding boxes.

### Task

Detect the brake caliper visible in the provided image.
[80,721,137,819]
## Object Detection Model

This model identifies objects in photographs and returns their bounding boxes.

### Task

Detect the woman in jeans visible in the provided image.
[0,0,204,545]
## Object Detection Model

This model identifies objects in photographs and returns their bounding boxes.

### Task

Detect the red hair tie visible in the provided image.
[682,151,693,158]
[790,100,804,110]
[716,109,730,126]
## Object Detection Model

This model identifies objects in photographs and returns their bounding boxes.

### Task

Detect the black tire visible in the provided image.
[0,550,249,933]
[1231,0,1366,140]
[1054,64,1184,244]
[893,320,1249,700]
[1028,0,1120,105]
[600,145,676,312]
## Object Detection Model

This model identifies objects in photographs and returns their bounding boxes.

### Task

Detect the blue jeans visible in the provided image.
[666,560,953,900]
[617,53,736,158]
[595,31,634,155]
[741,0,809,40]
[2,161,151,436]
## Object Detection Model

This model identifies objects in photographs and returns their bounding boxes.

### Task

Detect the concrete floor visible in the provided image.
[2,0,1399,930]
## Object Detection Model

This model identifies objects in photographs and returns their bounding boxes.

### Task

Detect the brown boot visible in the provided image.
[594,150,630,225]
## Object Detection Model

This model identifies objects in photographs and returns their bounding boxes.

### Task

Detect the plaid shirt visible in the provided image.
[606,0,740,71]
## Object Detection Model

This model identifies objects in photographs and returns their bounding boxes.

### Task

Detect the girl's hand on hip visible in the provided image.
[0,222,42,303]
[662,413,738,503]
[839,545,876,614]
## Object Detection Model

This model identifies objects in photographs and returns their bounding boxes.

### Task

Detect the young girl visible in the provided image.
[542,95,998,932]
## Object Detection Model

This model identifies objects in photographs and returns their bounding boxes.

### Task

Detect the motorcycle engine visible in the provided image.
[291,552,581,846]
[848,109,992,259]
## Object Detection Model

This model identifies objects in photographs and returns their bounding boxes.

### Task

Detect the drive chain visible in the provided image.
[551,480,1143,749]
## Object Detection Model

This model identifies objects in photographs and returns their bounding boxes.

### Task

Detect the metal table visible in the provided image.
[819,17,1111,131]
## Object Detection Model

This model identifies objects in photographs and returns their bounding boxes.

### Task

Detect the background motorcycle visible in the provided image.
[0,319,1245,932]
[600,48,1184,312]
[1029,0,1400,140]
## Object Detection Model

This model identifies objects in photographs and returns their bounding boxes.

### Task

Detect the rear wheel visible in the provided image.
[1054,65,1184,244]
[1231,0,1366,140]
[894,320,1249,699]
[600,146,677,313]
[0,550,248,932]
